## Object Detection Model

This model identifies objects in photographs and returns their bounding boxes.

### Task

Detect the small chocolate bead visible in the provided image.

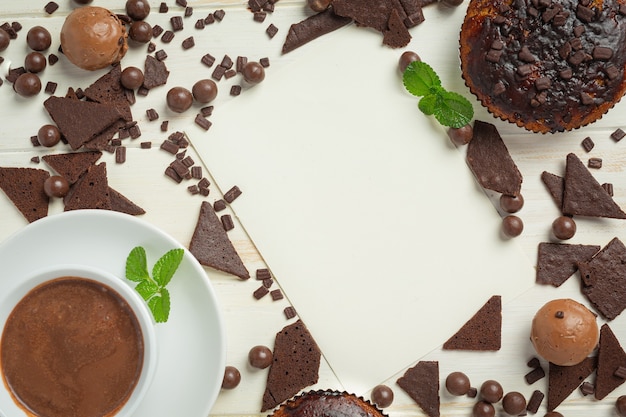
[502,215,523,237]
[472,401,495,417]
[399,51,421,72]
[221,366,241,389]
[479,380,503,403]
[43,175,69,198]
[307,0,331,12]
[129,21,152,43]
[242,61,265,84]
[445,371,471,396]
[37,124,61,147]
[371,384,394,408]
[24,52,47,73]
[448,124,473,146]
[14,73,41,97]
[552,215,576,240]
[441,0,465,7]
[0,28,10,51]
[617,395,626,417]
[26,26,51,51]
[126,0,151,20]
[248,345,273,369]
[545,412,564,417]
[166,87,193,113]
[120,66,144,90]
[502,391,526,415]
[500,194,524,213]
[192,79,218,103]
[73,0,94,3]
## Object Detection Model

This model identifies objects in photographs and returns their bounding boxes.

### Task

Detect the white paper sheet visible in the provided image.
[189,8,536,394]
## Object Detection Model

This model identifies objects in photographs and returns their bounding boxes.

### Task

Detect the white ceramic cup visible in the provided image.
[0,264,158,417]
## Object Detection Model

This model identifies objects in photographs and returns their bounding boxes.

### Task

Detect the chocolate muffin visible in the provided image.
[270,390,387,417]
[459,0,626,133]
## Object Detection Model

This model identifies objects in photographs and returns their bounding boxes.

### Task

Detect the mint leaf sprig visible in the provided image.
[125,246,184,323]
[403,61,473,129]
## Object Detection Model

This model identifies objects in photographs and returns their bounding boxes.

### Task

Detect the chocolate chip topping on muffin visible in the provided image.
[270,390,387,417]
[460,0,626,133]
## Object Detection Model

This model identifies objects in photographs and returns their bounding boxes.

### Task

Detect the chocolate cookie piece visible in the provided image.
[143,55,170,89]
[63,162,112,211]
[443,295,501,351]
[547,356,597,411]
[536,242,600,287]
[0,167,49,222]
[41,151,102,184]
[188,201,250,279]
[562,153,626,219]
[595,324,626,400]
[382,8,411,48]
[282,8,352,54]
[261,320,321,412]
[579,237,626,320]
[541,171,565,211]
[108,186,145,215]
[466,121,522,197]
[396,361,440,417]
[460,0,626,133]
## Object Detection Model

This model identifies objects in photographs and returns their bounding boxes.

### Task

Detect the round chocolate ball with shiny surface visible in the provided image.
[448,124,473,146]
[472,401,495,417]
[545,412,564,417]
[43,176,70,198]
[129,21,152,43]
[371,384,394,408]
[221,366,241,389]
[120,66,144,90]
[552,215,576,240]
[307,0,332,12]
[616,396,626,417]
[248,345,273,369]
[13,73,41,97]
[502,391,526,415]
[441,0,465,7]
[500,194,524,213]
[37,124,61,147]
[242,61,265,84]
[26,26,52,51]
[399,50,421,72]
[24,52,47,73]
[0,28,10,52]
[445,371,471,396]
[166,87,193,113]
[479,380,503,403]
[502,215,523,237]
[73,0,94,4]
[126,0,151,20]
[192,79,218,103]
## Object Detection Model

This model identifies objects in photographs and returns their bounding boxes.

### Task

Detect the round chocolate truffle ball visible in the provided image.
[0,28,10,52]
[479,380,503,403]
[502,215,523,237]
[248,345,273,369]
[74,0,94,4]
[60,6,128,71]
[222,366,241,389]
[445,371,471,396]
[126,0,151,20]
[242,61,265,85]
[472,401,495,417]
[24,52,47,73]
[166,87,193,113]
[500,194,524,213]
[370,385,394,408]
[120,66,144,90]
[552,215,576,240]
[37,124,61,147]
[545,412,564,417]
[129,21,152,43]
[399,50,421,72]
[26,26,52,51]
[192,79,218,103]
[617,395,626,417]
[307,0,332,12]
[43,176,70,198]
[502,391,526,415]
[530,298,599,366]
[13,73,41,97]
[448,124,473,146]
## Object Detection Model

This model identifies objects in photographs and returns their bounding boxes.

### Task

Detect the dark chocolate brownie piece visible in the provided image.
[540,171,564,211]
[108,187,145,215]
[0,167,50,222]
[63,162,111,211]
[595,324,626,400]
[547,356,596,411]
[536,242,600,287]
[396,361,440,417]
[41,151,102,184]
[282,8,352,54]
[443,295,501,351]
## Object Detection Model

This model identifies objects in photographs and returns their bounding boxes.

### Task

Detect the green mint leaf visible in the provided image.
[152,248,184,287]
[418,94,439,116]
[403,61,441,97]
[135,280,160,301]
[148,288,171,323]
[433,90,474,128]
[126,246,150,283]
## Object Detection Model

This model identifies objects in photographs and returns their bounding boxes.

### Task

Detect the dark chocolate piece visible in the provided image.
[526,390,544,414]
[536,242,600,287]
[224,185,242,203]
[63,162,111,211]
[581,136,594,152]
[547,356,597,411]
[525,366,546,385]
[397,361,440,417]
[143,55,170,89]
[282,8,352,54]
[595,324,626,400]
[283,306,297,319]
[41,151,102,184]
[109,187,145,215]
[0,167,50,222]
[443,295,501,351]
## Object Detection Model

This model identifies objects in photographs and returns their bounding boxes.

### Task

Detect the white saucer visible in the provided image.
[0,210,226,417]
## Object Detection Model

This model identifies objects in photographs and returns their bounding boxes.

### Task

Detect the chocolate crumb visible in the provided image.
[283,306,297,319]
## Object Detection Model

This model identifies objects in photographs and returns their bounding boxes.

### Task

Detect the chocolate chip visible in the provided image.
[526,390,544,413]
[195,19,205,29]
[266,23,279,38]
[44,1,59,14]
[185,6,193,16]
[518,45,536,62]
[581,136,594,152]
[576,4,595,22]
[213,9,226,20]
[611,128,626,141]
[525,366,546,384]
[535,77,551,91]
[588,157,602,169]
[593,46,613,60]
[171,16,184,31]
[201,53,216,67]
[195,114,212,131]
[161,30,175,43]
[204,13,215,24]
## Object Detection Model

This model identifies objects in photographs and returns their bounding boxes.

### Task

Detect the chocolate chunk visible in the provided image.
[603,182,614,196]
[547,356,597,411]
[588,157,602,169]
[63,162,111,211]
[518,45,536,62]
[593,46,613,60]
[443,295,501,351]
[182,36,195,49]
[44,81,57,95]
[0,167,50,222]
[201,53,216,67]
[270,289,283,301]
[224,185,242,203]
[155,49,167,61]
[611,128,626,142]
[525,366,546,384]
[189,201,250,279]
[266,23,279,38]
[536,242,600,287]
[466,121,523,196]
[221,214,234,231]
[283,306,297,319]
[580,381,594,395]
[146,108,159,121]
[213,199,227,212]
[230,85,242,96]
[44,1,59,14]
[253,285,269,299]
[170,16,184,32]
[595,324,626,399]
[581,136,594,152]
[143,55,170,89]
[115,146,126,164]
[261,319,321,411]
[195,114,212,130]
[213,9,225,20]
[526,390,544,413]
[256,268,271,280]
[397,361,440,417]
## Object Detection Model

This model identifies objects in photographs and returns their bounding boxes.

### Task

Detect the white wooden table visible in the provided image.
[2,1,626,416]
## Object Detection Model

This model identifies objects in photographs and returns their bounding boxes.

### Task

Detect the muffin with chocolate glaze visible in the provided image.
[270,390,387,417]
[460,0,626,133]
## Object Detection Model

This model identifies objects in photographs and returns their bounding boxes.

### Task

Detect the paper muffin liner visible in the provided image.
[268,389,388,417]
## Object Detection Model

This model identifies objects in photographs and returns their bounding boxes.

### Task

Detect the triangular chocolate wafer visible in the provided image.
[188,201,250,279]
[43,97,124,150]
[282,8,352,54]
[41,151,102,184]
[579,237,626,320]
[84,64,126,104]
[0,167,50,223]
[261,319,321,412]
[562,153,626,219]
[333,0,406,33]
[541,171,564,211]
[536,242,600,287]
[595,324,626,400]
[466,120,523,196]
[109,187,145,215]
[443,295,501,351]
[547,356,597,411]
[143,55,170,90]
[383,8,411,48]
[396,361,440,417]
[63,162,111,211]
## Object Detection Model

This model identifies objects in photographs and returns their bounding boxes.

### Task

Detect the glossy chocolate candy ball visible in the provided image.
[502,391,526,415]
[43,176,70,198]
[221,366,241,389]
[552,215,576,240]
[192,79,218,103]
[37,124,61,147]
[126,0,151,20]
[129,21,152,43]
[0,28,10,52]
[248,345,272,369]
[448,124,473,146]
[24,52,47,73]
[500,193,524,213]
[370,385,394,408]
[617,396,626,417]
[446,371,471,396]
[13,73,41,97]
[120,66,144,90]
[502,215,523,237]
[166,87,193,113]
[26,26,52,51]
[399,50,421,72]
[479,380,503,403]
[472,401,495,417]
[242,61,265,84]
[307,0,331,12]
